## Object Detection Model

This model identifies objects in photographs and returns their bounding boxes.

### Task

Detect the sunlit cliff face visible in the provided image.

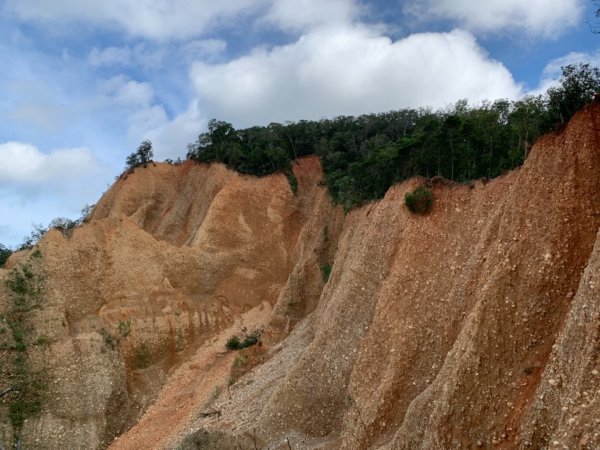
[1,105,600,450]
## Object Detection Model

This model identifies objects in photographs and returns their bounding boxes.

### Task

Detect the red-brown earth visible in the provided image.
[1,104,599,449]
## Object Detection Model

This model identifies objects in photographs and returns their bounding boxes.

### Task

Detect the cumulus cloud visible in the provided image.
[0,142,112,246]
[98,76,169,145]
[181,39,228,60]
[88,40,226,68]
[262,0,360,31]
[4,0,366,39]
[4,0,269,40]
[190,26,521,127]
[528,50,600,95]
[406,0,583,37]
[88,45,165,68]
[96,75,202,159]
[541,50,600,79]
[0,142,107,188]
[146,101,207,160]
[89,46,135,67]
[101,76,157,108]
[0,141,114,243]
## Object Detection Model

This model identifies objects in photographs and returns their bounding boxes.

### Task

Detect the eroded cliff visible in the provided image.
[1,104,599,449]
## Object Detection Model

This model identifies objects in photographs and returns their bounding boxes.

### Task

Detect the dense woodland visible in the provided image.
[187,63,600,209]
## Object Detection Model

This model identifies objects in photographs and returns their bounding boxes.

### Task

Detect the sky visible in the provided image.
[0,0,599,247]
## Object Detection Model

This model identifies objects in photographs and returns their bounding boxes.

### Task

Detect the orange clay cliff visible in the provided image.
[1,103,600,449]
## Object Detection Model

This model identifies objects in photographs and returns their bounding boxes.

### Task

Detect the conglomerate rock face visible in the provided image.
[1,104,599,449]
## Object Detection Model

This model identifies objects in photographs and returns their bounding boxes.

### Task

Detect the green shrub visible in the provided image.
[118,320,131,338]
[286,172,298,195]
[133,342,151,369]
[0,244,12,267]
[321,264,332,282]
[35,335,50,347]
[404,186,433,214]
[6,270,28,295]
[2,255,46,440]
[225,335,241,351]
[323,225,329,243]
[225,331,261,351]
[241,332,259,348]
[100,328,117,350]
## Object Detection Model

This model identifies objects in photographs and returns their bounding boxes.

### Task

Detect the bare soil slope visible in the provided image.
[1,105,599,449]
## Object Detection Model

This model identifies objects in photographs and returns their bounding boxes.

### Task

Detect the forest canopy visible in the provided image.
[186,64,600,209]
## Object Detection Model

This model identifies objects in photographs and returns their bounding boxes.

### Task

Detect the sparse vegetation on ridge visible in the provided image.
[12,203,95,252]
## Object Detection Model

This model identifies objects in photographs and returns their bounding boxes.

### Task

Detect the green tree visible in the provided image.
[126,140,154,169]
[546,63,600,124]
[507,95,546,165]
[183,68,600,211]
[0,243,12,267]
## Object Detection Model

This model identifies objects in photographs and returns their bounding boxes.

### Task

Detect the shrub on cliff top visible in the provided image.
[405,186,433,214]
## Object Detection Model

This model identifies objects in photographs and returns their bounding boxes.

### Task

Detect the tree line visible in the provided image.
[187,63,600,209]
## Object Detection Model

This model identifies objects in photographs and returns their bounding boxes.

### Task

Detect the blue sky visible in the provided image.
[0,0,599,247]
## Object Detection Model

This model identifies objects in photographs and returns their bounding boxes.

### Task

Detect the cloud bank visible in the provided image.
[0,142,112,245]
[0,141,109,192]
[4,0,269,39]
[406,0,583,38]
[190,26,521,127]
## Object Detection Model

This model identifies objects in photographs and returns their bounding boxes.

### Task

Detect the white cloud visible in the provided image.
[528,50,600,95]
[181,39,227,60]
[541,50,600,79]
[0,142,107,187]
[0,141,114,246]
[146,101,207,160]
[88,40,227,70]
[96,75,200,159]
[98,76,168,143]
[4,0,270,40]
[262,0,360,31]
[190,26,521,127]
[406,0,583,38]
[101,76,156,107]
[5,0,365,40]
[88,46,134,67]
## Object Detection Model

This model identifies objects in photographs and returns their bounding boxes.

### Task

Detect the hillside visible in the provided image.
[1,103,600,449]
